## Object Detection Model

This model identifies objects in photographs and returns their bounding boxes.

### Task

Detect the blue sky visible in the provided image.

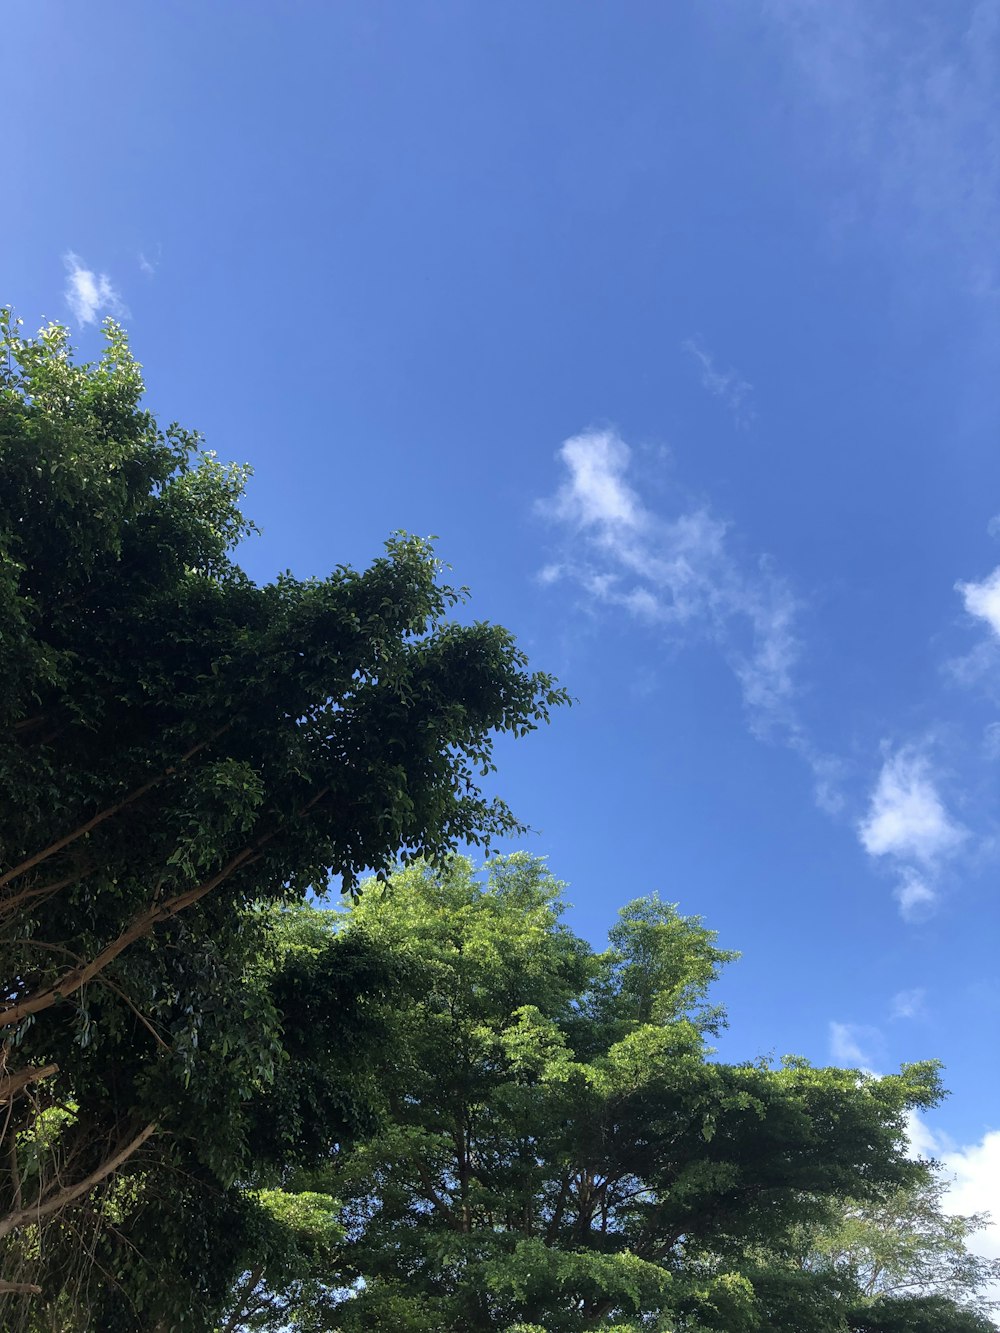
[7,0,1000,1261]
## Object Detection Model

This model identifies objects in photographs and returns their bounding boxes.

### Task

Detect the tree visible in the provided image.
[0,312,566,1319]
[847,1296,997,1333]
[249,855,955,1332]
[797,1171,1000,1312]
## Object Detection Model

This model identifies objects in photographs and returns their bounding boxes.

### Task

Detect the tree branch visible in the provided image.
[0,874,84,921]
[0,1122,156,1240]
[0,726,230,891]
[96,976,171,1053]
[221,1263,265,1333]
[8,1134,21,1213]
[0,1064,58,1106]
[0,845,264,1030]
[0,784,328,1031]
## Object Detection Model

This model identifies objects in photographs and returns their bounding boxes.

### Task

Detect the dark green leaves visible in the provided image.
[0,315,565,1325]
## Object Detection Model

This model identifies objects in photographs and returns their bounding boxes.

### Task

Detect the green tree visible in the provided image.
[802,1172,1000,1309]
[256,855,954,1332]
[0,313,566,1321]
[847,1295,997,1333]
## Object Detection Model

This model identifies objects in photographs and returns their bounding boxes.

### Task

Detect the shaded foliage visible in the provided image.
[0,313,565,1323]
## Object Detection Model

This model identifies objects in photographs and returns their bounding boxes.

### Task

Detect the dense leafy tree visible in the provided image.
[238,855,964,1332]
[0,313,565,1321]
[847,1295,997,1333]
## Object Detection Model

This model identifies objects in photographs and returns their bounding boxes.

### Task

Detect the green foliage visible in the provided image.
[252,855,959,1333]
[800,1171,1000,1311]
[0,313,565,1323]
[847,1294,998,1333]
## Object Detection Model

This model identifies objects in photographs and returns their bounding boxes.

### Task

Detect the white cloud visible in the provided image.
[683,337,755,427]
[890,987,926,1020]
[894,870,938,923]
[905,1108,940,1161]
[941,1131,1000,1264]
[536,429,801,738]
[63,252,127,326]
[763,0,1000,299]
[858,749,966,922]
[547,430,642,532]
[859,750,966,865]
[959,567,1000,639]
[829,1020,880,1070]
[731,569,799,730]
[798,746,848,816]
[946,565,1000,690]
[536,563,564,587]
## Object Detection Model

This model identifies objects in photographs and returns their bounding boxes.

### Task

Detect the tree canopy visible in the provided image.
[213,856,990,1333]
[0,314,565,1318]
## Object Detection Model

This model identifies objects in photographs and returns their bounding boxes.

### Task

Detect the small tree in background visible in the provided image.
[783,1173,1000,1323]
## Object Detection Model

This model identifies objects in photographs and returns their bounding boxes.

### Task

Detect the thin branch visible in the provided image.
[0,784,328,1031]
[0,726,231,891]
[0,1122,156,1240]
[12,715,48,734]
[96,976,171,1053]
[0,874,83,920]
[0,1064,58,1106]
[221,1264,265,1333]
[414,1160,456,1222]
[0,846,262,1030]
[8,1133,21,1212]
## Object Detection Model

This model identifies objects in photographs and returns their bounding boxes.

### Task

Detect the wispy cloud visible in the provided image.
[536,428,849,815]
[763,0,1000,299]
[890,987,926,1020]
[683,337,755,427]
[946,562,1000,690]
[63,253,127,327]
[858,748,967,920]
[893,870,938,923]
[138,242,162,277]
[984,722,1000,758]
[537,428,799,738]
[829,1020,880,1070]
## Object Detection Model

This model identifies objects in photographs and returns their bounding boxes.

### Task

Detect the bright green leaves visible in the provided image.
[480,1239,672,1325]
[279,857,958,1332]
[603,893,738,1034]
